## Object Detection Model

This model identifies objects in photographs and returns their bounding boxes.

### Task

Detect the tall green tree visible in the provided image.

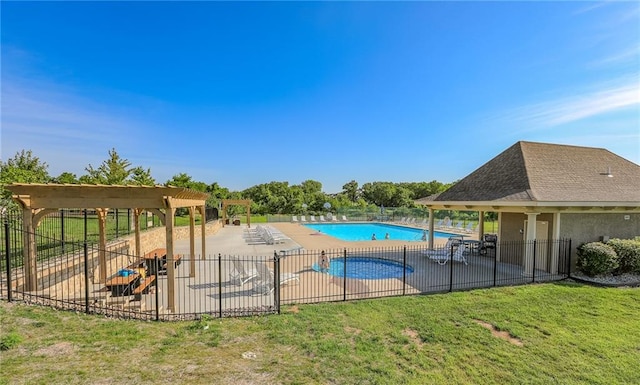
[129,167,156,186]
[0,150,51,199]
[84,148,132,184]
[166,173,207,191]
[342,180,359,202]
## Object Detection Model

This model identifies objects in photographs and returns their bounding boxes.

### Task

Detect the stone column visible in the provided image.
[523,212,539,277]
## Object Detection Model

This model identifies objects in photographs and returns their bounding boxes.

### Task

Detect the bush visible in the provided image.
[576,242,619,277]
[0,332,22,351]
[607,238,640,274]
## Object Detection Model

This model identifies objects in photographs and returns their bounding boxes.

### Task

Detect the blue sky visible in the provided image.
[2,1,639,193]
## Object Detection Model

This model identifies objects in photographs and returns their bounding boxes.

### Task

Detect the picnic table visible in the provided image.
[143,248,183,275]
[105,271,141,297]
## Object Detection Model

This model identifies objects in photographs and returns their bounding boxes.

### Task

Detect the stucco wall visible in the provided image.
[560,213,640,267]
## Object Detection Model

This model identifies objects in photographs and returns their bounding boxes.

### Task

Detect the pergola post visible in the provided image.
[21,206,37,291]
[478,210,485,240]
[96,208,109,283]
[133,209,142,257]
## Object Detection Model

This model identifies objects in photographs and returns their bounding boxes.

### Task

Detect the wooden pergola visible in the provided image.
[221,199,252,228]
[7,183,210,312]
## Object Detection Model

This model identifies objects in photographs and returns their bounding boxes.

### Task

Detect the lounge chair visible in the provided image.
[291,215,298,223]
[331,214,338,222]
[229,256,258,286]
[464,222,476,233]
[421,241,468,265]
[252,261,300,295]
[310,215,317,222]
[319,215,326,222]
[341,215,348,221]
[435,219,444,228]
[454,221,464,232]
[300,215,307,223]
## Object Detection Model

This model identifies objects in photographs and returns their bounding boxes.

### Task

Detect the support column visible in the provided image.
[247,204,251,228]
[188,206,196,278]
[198,205,206,260]
[496,212,503,262]
[166,206,176,312]
[96,209,109,283]
[550,212,561,274]
[428,208,435,249]
[21,207,37,291]
[133,209,142,257]
[478,211,485,241]
[523,212,539,277]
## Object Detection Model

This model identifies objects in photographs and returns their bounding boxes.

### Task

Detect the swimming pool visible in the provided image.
[312,257,414,279]
[304,223,456,242]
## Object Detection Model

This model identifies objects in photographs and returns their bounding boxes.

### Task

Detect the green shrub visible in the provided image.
[576,242,619,277]
[607,238,640,274]
[0,332,23,351]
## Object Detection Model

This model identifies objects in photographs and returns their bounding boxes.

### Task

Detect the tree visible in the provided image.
[84,148,132,184]
[166,173,207,191]
[129,167,156,186]
[342,180,359,202]
[52,172,78,184]
[0,150,50,199]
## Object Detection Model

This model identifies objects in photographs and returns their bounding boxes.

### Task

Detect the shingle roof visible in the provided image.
[417,141,640,203]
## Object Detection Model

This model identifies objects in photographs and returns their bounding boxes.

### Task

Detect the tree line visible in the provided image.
[0,149,454,214]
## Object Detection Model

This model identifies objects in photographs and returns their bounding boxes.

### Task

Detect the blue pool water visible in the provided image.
[304,223,455,242]
[312,257,414,279]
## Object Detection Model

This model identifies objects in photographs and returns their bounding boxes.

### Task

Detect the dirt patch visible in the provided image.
[34,342,76,357]
[287,305,299,314]
[474,320,523,346]
[344,326,362,335]
[402,328,424,348]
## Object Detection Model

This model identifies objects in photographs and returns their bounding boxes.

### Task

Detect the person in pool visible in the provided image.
[384,233,390,240]
[319,250,330,273]
[371,233,377,240]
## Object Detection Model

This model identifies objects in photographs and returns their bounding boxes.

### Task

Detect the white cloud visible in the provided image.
[497,78,640,128]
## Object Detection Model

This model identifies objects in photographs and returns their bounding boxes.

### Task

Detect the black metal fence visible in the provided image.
[1,215,572,320]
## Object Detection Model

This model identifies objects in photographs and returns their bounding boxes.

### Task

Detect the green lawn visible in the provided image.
[1,282,638,384]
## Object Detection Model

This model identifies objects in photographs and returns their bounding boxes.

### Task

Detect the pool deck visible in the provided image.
[37,221,556,319]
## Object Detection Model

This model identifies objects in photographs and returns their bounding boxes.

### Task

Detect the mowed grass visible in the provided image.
[1,282,638,385]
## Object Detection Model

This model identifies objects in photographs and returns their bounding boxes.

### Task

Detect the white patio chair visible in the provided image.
[252,261,300,295]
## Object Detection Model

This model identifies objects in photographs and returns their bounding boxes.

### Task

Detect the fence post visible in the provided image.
[343,248,347,302]
[84,242,90,314]
[532,240,537,283]
[402,246,407,296]
[566,239,572,278]
[218,254,223,318]
[449,243,455,292]
[60,210,65,254]
[4,218,12,302]
[154,255,160,321]
[83,209,88,243]
[493,242,498,287]
[274,252,281,314]
[115,209,119,239]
